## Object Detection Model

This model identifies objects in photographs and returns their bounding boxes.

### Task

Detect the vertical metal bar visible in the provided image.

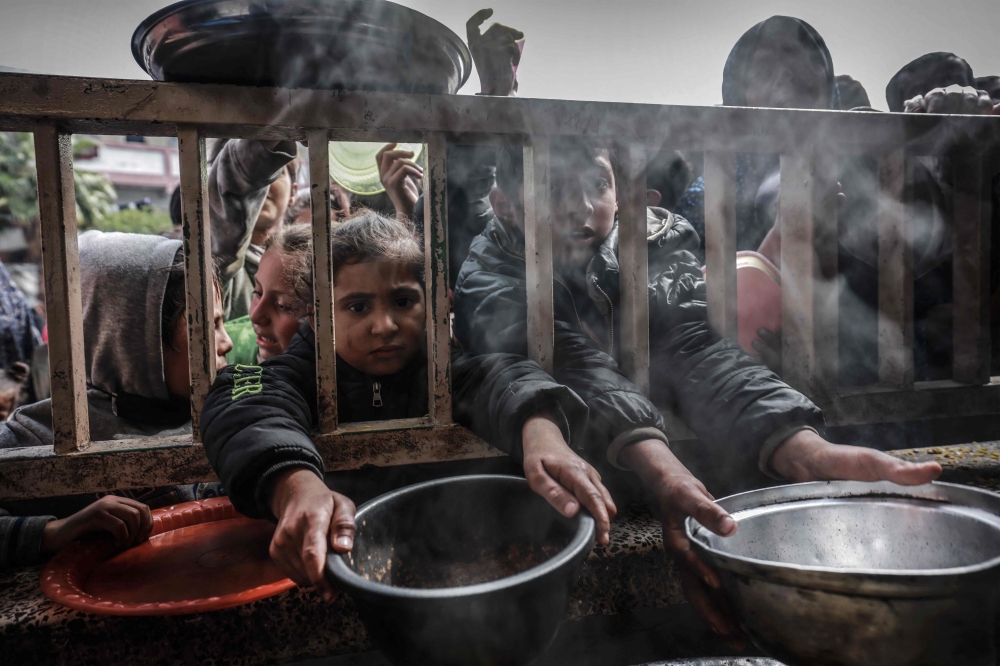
[617,143,650,394]
[176,128,214,440]
[952,147,992,384]
[877,150,914,388]
[779,149,839,398]
[34,124,89,453]
[423,133,452,424]
[523,140,554,374]
[308,130,338,431]
[704,151,738,340]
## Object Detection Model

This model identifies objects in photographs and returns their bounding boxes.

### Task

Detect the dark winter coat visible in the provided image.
[453,207,824,476]
[201,322,588,520]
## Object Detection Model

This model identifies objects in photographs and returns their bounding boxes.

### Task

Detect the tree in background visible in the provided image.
[0,132,117,229]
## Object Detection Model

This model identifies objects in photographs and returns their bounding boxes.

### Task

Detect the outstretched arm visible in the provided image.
[452,349,616,543]
[201,331,354,599]
[209,139,296,282]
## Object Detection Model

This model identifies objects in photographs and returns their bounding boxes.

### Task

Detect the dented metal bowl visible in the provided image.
[132,0,471,93]
[687,481,1000,666]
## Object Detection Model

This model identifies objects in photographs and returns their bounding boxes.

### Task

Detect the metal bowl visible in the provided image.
[327,475,595,666]
[687,481,1000,666]
[132,0,471,93]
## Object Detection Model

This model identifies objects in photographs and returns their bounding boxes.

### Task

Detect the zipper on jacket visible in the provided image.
[372,382,383,408]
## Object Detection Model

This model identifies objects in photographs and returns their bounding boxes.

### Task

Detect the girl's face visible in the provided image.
[163,289,233,399]
[250,248,310,361]
[334,259,425,376]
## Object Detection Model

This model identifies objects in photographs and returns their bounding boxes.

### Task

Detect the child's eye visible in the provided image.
[277,302,295,313]
[348,302,367,314]
[395,297,414,308]
[251,289,262,300]
[594,178,610,192]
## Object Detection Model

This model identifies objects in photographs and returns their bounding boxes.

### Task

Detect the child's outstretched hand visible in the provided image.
[376,142,423,220]
[521,415,617,545]
[467,9,524,97]
[268,468,355,603]
[41,495,153,553]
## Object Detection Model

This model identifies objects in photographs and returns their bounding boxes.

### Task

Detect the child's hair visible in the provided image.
[330,211,424,284]
[161,252,224,352]
[265,222,314,312]
[495,139,620,205]
[260,212,424,316]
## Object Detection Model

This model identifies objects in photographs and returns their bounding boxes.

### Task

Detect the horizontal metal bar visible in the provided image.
[0,74,996,154]
[823,380,1000,426]
[0,424,501,500]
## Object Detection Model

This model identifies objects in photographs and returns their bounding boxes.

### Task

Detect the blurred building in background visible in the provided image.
[74,135,179,210]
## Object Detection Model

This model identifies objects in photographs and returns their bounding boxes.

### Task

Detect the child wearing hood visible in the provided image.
[200,212,615,600]
[673,15,841,259]
[0,230,233,568]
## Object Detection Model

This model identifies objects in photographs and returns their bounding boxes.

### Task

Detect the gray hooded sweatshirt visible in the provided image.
[0,231,192,567]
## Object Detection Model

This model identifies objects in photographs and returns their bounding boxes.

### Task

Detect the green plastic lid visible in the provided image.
[328,141,424,196]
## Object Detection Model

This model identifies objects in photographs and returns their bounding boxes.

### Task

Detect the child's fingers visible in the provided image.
[525,460,580,518]
[330,496,356,552]
[269,537,309,587]
[375,142,397,162]
[377,148,416,174]
[387,164,424,187]
[106,503,143,547]
[299,517,330,588]
[136,503,153,543]
[675,483,737,539]
[466,8,494,42]
[549,461,611,545]
[664,507,720,589]
[92,511,130,547]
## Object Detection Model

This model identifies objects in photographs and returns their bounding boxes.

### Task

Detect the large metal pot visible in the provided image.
[327,475,595,666]
[132,0,471,93]
[687,481,1000,666]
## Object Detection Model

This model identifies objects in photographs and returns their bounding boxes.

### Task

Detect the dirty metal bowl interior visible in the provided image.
[687,480,1000,666]
[327,475,595,666]
[132,0,471,94]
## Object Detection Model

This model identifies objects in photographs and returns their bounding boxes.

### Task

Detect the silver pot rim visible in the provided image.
[686,480,1000,596]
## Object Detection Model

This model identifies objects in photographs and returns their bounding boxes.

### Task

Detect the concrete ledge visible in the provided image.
[0,507,682,666]
[3,440,998,666]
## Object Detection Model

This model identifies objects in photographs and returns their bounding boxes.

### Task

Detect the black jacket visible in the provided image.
[201,322,588,519]
[453,207,824,474]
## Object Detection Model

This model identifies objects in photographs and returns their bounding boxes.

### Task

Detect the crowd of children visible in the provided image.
[6,6,997,646]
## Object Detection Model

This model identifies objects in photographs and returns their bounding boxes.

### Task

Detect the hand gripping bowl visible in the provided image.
[132,0,472,94]
[326,475,595,666]
[687,481,1000,666]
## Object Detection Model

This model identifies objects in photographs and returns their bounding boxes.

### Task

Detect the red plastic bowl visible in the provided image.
[40,497,300,615]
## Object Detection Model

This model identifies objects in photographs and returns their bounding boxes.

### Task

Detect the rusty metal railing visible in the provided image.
[0,73,996,499]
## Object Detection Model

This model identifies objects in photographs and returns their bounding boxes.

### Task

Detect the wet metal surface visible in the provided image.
[690,481,1000,666]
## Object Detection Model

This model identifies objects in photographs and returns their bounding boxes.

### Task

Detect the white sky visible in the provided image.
[0,0,997,111]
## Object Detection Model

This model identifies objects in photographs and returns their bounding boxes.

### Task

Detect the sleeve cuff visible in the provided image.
[253,461,325,523]
[758,422,819,479]
[12,515,56,567]
[607,427,669,470]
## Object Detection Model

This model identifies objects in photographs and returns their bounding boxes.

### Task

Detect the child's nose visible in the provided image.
[249,300,267,325]
[370,310,399,336]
